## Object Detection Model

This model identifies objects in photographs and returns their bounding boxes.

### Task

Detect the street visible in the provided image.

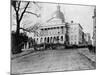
[11,48,96,74]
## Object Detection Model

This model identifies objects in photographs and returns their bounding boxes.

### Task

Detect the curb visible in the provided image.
[78,52,96,68]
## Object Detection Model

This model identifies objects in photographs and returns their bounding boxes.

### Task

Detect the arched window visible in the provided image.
[44,37,46,43]
[50,37,52,43]
[57,36,59,40]
[34,38,36,43]
[57,36,59,43]
[47,37,49,43]
[61,36,63,41]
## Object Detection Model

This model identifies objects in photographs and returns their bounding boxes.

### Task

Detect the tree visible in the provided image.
[11,0,40,35]
[11,31,28,54]
[11,0,41,54]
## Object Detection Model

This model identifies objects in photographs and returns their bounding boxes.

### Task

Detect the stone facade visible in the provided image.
[32,5,85,46]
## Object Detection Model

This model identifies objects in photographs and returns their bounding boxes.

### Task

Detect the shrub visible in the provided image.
[11,32,28,54]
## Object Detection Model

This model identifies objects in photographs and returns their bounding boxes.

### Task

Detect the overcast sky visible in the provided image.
[12,2,95,39]
[39,2,95,39]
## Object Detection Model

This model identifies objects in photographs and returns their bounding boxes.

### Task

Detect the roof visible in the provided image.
[47,5,65,23]
[68,23,83,29]
[40,24,65,29]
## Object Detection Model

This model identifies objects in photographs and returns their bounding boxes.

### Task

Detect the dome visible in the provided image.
[53,5,65,22]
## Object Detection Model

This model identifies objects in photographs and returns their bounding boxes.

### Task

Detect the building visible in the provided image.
[32,5,84,46]
[92,8,96,46]
[68,21,83,45]
[84,33,92,45]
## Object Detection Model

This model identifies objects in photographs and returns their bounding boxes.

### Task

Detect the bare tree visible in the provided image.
[11,0,41,54]
[11,0,40,35]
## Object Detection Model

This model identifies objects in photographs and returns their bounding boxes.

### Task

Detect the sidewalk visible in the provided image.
[78,48,96,62]
[11,50,34,60]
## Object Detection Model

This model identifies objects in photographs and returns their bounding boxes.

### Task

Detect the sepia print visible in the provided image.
[11,0,96,74]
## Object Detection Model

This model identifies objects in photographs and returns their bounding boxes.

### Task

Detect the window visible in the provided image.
[52,27,54,29]
[75,41,77,45]
[61,26,63,29]
[41,29,43,30]
[50,37,52,43]
[44,37,46,43]
[53,37,56,42]
[40,38,42,43]
[34,39,36,42]
[74,28,77,31]
[45,28,47,30]
[71,35,73,40]
[51,27,53,30]
[61,36,63,41]
[75,35,77,40]
[58,32,60,34]
[61,26,64,34]
[57,36,59,40]
[47,37,49,43]
[37,38,38,41]
[54,27,55,29]
[57,27,59,29]
[48,28,50,30]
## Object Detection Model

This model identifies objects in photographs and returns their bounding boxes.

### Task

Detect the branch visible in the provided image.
[20,27,39,36]
[32,1,41,9]
[19,6,31,10]
[46,17,55,22]
[19,2,30,22]
[20,27,31,32]
[17,1,21,11]
[25,11,40,17]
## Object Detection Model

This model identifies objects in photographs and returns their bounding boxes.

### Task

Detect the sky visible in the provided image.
[12,1,95,40]
[39,2,95,39]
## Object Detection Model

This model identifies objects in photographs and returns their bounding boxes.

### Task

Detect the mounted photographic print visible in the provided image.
[11,0,96,74]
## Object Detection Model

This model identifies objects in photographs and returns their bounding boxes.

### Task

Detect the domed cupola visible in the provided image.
[53,5,65,23]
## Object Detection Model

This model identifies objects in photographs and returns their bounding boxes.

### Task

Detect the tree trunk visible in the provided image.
[16,21,20,35]
[16,11,20,35]
[15,11,22,54]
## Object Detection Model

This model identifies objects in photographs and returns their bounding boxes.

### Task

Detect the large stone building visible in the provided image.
[68,21,83,45]
[32,5,84,45]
